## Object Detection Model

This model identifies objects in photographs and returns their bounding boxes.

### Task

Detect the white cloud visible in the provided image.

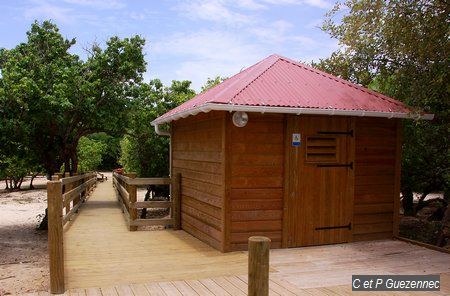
[256,0,332,9]
[63,0,126,10]
[151,30,267,89]
[24,1,75,24]
[249,20,316,48]
[235,0,267,10]
[174,0,256,27]
[303,0,332,9]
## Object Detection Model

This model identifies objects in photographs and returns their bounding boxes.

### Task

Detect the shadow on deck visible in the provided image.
[57,174,450,295]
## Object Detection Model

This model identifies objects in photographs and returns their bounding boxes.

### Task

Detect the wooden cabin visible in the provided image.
[151,54,433,252]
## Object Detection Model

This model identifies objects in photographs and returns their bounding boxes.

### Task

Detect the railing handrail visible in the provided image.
[112,172,181,231]
[113,172,170,186]
[61,172,96,185]
[47,171,98,294]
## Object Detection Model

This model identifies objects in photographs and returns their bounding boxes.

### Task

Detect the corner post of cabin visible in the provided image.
[47,179,65,294]
[172,173,182,230]
[393,119,403,237]
[248,236,271,296]
[128,172,138,231]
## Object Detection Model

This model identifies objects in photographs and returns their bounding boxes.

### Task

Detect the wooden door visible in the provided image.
[284,115,354,247]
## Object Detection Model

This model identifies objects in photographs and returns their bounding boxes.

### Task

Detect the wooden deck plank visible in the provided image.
[198,278,231,296]
[184,280,214,296]
[223,276,247,293]
[158,282,182,295]
[63,174,450,296]
[115,285,134,296]
[100,286,118,296]
[171,281,198,296]
[70,288,87,296]
[144,282,166,296]
[211,277,246,296]
[85,287,102,296]
[130,283,150,296]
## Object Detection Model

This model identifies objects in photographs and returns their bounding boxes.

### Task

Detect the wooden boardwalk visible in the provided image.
[32,175,450,295]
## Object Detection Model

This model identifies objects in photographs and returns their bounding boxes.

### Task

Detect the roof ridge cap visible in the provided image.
[229,55,281,104]
[209,56,272,103]
[278,56,408,110]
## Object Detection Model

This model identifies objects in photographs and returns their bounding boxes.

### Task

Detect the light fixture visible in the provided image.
[232,111,248,127]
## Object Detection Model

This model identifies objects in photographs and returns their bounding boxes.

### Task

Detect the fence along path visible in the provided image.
[62,173,249,290]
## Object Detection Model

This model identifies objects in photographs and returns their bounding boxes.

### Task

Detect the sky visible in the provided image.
[0,0,340,91]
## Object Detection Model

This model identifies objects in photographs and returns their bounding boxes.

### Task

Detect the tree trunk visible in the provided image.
[38,174,53,231]
[140,186,154,219]
[402,188,415,216]
[29,173,38,190]
[13,177,18,189]
[17,177,24,190]
[71,151,78,174]
[64,157,71,176]
[37,208,48,231]
[5,179,9,190]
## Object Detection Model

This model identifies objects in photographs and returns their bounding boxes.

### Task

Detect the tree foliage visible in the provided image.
[77,136,107,173]
[119,79,195,177]
[315,0,449,215]
[0,20,146,177]
[200,76,227,92]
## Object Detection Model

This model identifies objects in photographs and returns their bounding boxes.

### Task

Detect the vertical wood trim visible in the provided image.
[347,117,356,242]
[222,112,231,252]
[172,173,182,230]
[393,119,403,237]
[282,115,291,248]
[48,180,65,294]
[128,173,138,231]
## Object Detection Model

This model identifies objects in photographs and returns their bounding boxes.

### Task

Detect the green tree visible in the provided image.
[119,79,195,177]
[315,0,449,215]
[77,136,107,172]
[0,20,146,177]
[200,76,227,92]
[87,133,122,170]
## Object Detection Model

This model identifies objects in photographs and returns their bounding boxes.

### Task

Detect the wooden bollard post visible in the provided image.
[172,173,182,230]
[47,180,65,294]
[248,236,271,296]
[128,173,138,231]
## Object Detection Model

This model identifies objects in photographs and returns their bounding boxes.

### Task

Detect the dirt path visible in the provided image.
[0,177,49,295]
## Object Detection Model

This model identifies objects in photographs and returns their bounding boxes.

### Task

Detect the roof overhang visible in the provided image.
[151,103,434,133]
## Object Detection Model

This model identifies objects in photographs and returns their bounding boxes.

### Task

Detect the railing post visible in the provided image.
[47,180,65,294]
[128,173,138,231]
[74,174,82,209]
[248,236,271,296]
[64,172,71,215]
[172,173,182,230]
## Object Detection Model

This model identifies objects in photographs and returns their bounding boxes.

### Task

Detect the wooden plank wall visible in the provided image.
[172,112,225,251]
[227,113,285,251]
[353,118,401,241]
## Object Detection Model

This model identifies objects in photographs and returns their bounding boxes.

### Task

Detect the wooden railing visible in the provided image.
[112,172,181,231]
[47,172,97,294]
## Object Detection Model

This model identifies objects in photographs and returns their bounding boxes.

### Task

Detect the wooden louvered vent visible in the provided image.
[305,136,338,163]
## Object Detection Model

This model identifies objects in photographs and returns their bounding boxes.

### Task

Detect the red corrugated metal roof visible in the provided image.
[152,54,431,125]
